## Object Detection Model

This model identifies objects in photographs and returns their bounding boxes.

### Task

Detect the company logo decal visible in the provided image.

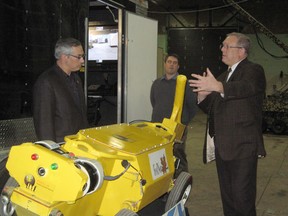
[24,174,36,191]
[149,149,169,180]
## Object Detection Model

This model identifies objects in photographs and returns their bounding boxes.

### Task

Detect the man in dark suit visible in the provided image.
[189,32,266,216]
[33,38,88,143]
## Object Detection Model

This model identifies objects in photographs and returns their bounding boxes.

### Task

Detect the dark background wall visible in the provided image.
[0,0,88,120]
[167,28,238,78]
[148,0,288,82]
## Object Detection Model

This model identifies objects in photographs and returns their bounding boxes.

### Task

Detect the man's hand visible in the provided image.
[189,68,224,93]
[196,90,211,103]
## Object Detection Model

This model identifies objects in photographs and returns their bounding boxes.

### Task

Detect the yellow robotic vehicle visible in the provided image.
[0,75,192,216]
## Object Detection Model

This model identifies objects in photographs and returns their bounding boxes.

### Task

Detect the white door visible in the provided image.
[122,11,158,123]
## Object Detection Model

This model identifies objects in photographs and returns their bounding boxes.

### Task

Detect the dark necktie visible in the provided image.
[208,105,215,138]
[226,68,232,82]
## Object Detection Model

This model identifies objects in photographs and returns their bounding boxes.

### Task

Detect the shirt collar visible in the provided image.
[160,72,179,80]
[229,58,245,72]
[55,64,73,79]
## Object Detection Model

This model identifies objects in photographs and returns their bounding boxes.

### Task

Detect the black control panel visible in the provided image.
[88,61,117,73]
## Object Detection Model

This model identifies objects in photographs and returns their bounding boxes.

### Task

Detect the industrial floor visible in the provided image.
[0,111,287,216]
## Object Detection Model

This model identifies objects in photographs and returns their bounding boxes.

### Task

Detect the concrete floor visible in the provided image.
[0,111,287,216]
[185,111,288,216]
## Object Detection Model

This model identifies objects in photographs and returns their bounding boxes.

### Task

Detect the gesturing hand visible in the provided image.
[189,68,223,93]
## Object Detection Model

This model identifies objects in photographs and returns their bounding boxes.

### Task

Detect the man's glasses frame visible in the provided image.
[219,44,243,50]
[68,54,86,60]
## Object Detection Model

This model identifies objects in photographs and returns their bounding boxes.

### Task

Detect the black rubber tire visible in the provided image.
[115,209,139,216]
[271,120,286,135]
[164,172,192,212]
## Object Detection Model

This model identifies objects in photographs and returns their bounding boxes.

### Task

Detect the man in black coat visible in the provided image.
[33,38,88,143]
[189,32,266,216]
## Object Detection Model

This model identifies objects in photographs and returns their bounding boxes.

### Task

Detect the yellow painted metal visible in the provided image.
[162,74,187,142]
[7,143,88,203]
[5,75,188,215]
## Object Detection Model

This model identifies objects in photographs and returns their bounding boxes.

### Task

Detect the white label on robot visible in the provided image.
[149,148,169,180]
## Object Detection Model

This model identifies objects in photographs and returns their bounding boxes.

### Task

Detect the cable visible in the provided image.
[252,25,288,59]
[106,6,118,23]
[148,0,248,14]
[103,161,130,181]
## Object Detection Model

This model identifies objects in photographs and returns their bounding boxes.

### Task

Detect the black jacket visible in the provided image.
[200,59,266,162]
[33,64,88,142]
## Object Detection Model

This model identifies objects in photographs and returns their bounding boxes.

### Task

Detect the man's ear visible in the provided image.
[60,53,67,60]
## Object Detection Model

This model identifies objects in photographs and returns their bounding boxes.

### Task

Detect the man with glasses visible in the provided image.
[189,32,266,216]
[33,38,88,143]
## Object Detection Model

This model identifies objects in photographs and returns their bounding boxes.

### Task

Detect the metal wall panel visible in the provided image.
[0,0,88,120]
[0,118,37,149]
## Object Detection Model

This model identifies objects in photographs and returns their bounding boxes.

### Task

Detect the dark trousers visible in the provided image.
[215,148,258,216]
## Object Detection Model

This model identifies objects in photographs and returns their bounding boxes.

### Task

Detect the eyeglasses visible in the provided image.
[68,54,86,60]
[219,44,243,50]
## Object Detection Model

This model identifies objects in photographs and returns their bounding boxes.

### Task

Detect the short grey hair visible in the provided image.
[54,38,82,59]
[227,32,251,54]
